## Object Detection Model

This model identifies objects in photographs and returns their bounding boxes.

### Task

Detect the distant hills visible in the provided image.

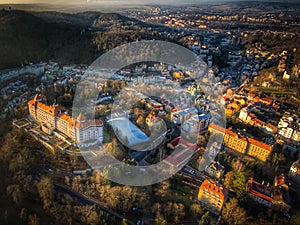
[0,9,161,70]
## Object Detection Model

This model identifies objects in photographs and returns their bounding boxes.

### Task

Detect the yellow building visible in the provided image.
[209,123,247,154]
[209,124,272,160]
[247,138,272,162]
[224,134,248,154]
[198,179,228,214]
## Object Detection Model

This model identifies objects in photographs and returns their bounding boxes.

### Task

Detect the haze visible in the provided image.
[0,0,298,5]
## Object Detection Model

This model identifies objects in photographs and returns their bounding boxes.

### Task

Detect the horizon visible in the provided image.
[1,0,299,12]
[1,0,299,6]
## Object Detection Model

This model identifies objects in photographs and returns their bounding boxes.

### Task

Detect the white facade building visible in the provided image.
[28,94,103,147]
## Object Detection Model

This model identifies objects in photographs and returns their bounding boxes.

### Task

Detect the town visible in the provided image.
[0,1,300,225]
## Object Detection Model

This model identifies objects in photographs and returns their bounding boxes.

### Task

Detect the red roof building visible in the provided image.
[28,94,103,147]
[198,179,228,214]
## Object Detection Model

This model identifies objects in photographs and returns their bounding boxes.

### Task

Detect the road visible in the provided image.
[179,165,207,187]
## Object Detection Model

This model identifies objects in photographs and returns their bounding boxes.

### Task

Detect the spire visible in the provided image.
[34,93,46,103]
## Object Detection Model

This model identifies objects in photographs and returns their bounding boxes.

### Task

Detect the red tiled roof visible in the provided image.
[209,123,226,133]
[75,119,103,129]
[248,93,256,99]
[200,179,227,201]
[29,96,103,129]
[253,96,260,102]
[28,99,35,106]
[248,138,272,151]
[247,178,273,202]
[249,113,256,118]
[266,123,277,130]
[251,118,265,126]
[209,123,237,137]
[260,98,273,104]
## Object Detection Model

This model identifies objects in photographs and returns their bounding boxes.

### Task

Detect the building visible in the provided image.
[247,178,273,208]
[145,113,159,127]
[182,113,211,134]
[0,63,45,82]
[205,161,225,180]
[125,87,163,110]
[208,123,248,154]
[208,123,273,161]
[283,144,300,158]
[278,115,300,144]
[28,94,103,147]
[239,107,251,123]
[198,179,228,214]
[224,133,248,154]
[289,159,300,185]
[247,138,273,162]
[247,176,291,213]
[170,108,197,125]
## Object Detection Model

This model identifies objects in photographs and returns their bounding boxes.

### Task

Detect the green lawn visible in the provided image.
[259,87,294,95]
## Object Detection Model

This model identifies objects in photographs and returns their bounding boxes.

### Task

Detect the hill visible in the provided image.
[0,9,169,70]
[0,10,97,69]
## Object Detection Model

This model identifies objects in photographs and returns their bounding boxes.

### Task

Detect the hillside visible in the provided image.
[0,10,169,70]
[0,10,98,69]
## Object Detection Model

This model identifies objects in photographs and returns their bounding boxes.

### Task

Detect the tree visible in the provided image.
[224,171,235,190]
[290,211,300,225]
[155,213,166,225]
[20,208,28,222]
[36,177,54,210]
[198,211,210,225]
[271,153,286,166]
[151,202,161,216]
[86,209,99,225]
[6,184,23,204]
[28,214,40,225]
[136,188,152,212]
[232,159,243,172]
[121,218,128,225]
[75,205,99,225]
[222,198,247,225]
[72,175,83,192]
[189,204,204,219]
[154,180,170,198]
[172,203,185,223]
[232,172,248,203]
[64,176,70,186]
[119,186,137,212]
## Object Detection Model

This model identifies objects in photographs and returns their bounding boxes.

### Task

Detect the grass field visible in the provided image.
[259,87,294,95]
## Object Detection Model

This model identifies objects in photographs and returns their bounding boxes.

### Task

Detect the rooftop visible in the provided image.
[108,117,150,148]
[199,179,228,201]
[248,138,273,151]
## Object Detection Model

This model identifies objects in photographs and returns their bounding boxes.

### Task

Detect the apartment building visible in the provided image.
[198,179,228,214]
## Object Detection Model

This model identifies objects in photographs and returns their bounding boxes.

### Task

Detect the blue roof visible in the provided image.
[108,117,149,147]
[198,114,211,120]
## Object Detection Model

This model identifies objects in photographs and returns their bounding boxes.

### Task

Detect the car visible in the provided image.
[189,169,195,174]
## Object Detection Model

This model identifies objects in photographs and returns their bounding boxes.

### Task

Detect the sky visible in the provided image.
[0,0,297,4]
[0,0,297,12]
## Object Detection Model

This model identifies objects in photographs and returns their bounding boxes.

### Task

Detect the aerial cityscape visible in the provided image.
[0,1,300,225]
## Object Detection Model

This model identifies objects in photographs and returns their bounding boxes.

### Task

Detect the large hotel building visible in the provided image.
[28,94,103,147]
